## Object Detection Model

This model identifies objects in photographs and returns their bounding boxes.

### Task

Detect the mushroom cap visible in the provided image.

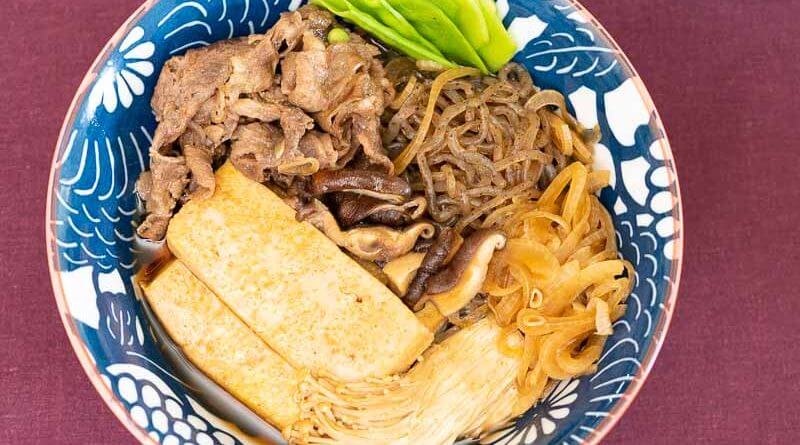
[310,169,412,203]
[335,194,427,227]
[402,227,459,309]
[295,198,435,262]
[423,230,507,316]
[341,222,435,262]
[426,230,506,294]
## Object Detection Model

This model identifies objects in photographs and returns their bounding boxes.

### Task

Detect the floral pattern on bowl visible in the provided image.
[47,1,683,444]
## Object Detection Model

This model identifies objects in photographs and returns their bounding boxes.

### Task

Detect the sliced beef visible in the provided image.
[282,39,394,172]
[225,35,278,98]
[231,95,314,154]
[231,97,284,122]
[281,50,329,112]
[136,153,190,240]
[352,113,389,172]
[149,7,314,153]
[298,5,335,38]
[298,130,337,171]
[150,39,252,151]
[315,59,393,172]
[280,106,315,154]
[179,131,215,200]
[265,10,306,56]
[325,40,381,102]
[230,123,285,182]
[137,5,394,240]
[230,122,337,182]
[281,40,379,113]
[189,92,239,152]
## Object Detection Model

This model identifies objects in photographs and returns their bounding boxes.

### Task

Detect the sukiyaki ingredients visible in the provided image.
[167,163,433,381]
[132,6,637,444]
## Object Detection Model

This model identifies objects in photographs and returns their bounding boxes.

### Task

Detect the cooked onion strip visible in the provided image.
[481,161,633,411]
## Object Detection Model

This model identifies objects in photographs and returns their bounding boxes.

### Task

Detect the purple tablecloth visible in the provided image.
[1,0,798,443]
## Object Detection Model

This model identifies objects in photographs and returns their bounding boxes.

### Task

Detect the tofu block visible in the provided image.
[141,260,301,429]
[167,162,433,381]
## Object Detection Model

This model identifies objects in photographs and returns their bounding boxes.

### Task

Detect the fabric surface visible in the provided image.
[0,0,798,444]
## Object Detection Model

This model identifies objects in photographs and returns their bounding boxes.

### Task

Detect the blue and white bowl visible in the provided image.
[47,1,683,444]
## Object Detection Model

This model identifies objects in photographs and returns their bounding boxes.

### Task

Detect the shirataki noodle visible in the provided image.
[383,62,602,233]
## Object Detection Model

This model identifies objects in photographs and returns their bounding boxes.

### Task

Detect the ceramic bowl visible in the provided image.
[47,1,683,443]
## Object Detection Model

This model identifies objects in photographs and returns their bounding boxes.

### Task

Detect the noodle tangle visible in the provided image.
[384,62,601,230]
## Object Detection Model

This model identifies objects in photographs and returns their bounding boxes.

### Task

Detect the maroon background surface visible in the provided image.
[1,0,798,443]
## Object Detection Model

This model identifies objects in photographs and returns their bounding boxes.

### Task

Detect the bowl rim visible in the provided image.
[46,1,162,444]
[45,0,684,444]
[558,1,684,442]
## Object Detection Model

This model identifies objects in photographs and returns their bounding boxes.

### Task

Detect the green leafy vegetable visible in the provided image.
[312,0,515,73]
[384,0,489,73]
[311,0,455,68]
[430,0,489,49]
[475,0,517,72]
[327,27,351,43]
[348,0,442,54]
